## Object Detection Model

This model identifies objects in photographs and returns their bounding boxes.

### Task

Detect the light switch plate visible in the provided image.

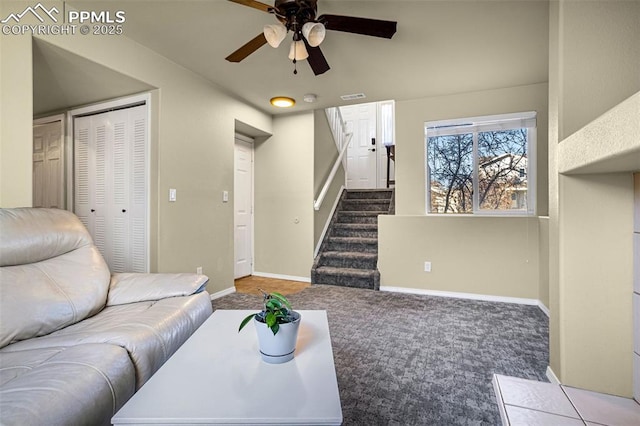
[223,191,229,203]
[169,188,177,202]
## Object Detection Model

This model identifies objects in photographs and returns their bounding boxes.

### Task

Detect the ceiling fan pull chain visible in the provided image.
[293,57,298,75]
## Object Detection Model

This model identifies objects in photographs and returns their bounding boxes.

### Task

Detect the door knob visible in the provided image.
[90,209,95,212]
[369,148,376,152]
[122,209,127,213]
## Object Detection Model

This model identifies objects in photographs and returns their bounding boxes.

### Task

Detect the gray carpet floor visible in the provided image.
[213,285,549,425]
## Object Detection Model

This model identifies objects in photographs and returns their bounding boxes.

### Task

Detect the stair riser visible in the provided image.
[313,273,376,290]
[331,228,378,238]
[336,214,378,224]
[326,241,377,253]
[319,256,377,269]
[341,201,391,212]
[345,191,393,200]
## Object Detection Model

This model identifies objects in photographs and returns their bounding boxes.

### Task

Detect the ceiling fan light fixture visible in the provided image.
[288,40,309,61]
[302,22,326,47]
[270,96,296,108]
[263,23,287,48]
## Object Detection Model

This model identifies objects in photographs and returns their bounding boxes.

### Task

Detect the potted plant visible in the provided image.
[238,291,301,364]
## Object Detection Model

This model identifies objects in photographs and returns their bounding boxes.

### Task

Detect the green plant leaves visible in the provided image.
[270,292,292,310]
[238,313,256,333]
[238,291,295,335]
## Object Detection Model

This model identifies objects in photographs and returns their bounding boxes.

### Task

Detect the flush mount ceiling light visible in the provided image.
[226,0,397,76]
[270,96,296,107]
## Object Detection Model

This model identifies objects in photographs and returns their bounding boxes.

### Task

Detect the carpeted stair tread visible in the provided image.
[333,223,378,230]
[338,210,388,216]
[345,190,394,200]
[314,266,377,278]
[328,236,377,244]
[321,251,378,260]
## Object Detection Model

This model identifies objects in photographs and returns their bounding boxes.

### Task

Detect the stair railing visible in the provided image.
[314,107,352,211]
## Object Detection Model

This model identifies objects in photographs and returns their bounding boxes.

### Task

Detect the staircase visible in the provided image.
[311,189,394,290]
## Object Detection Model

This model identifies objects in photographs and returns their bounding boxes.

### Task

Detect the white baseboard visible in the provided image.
[546,366,561,384]
[537,301,550,317]
[380,286,546,311]
[314,185,345,258]
[209,286,236,300]
[252,271,311,283]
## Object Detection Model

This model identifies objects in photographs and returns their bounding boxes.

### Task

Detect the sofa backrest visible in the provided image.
[0,208,111,348]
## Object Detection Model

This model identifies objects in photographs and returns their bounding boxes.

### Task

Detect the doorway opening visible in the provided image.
[340,100,395,189]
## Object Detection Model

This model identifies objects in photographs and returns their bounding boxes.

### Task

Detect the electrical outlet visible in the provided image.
[196,267,202,275]
[424,261,432,272]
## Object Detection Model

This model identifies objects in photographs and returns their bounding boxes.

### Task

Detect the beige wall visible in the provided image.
[0,9,272,294]
[560,0,640,140]
[0,28,33,208]
[254,112,314,279]
[548,0,640,397]
[379,216,540,299]
[559,173,634,395]
[538,217,550,309]
[313,110,345,248]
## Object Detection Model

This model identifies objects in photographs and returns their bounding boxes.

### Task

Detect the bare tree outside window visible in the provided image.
[478,129,528,211]
[427,126,531,214]
[427,134,473,213]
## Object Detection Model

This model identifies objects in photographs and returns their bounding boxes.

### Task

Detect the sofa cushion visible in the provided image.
[0,208,111,348]
[2,292,213,388]
[0,344,135,426]
[0,208,93,267]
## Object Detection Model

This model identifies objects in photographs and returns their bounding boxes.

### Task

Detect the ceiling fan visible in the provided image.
[225,0,397,75]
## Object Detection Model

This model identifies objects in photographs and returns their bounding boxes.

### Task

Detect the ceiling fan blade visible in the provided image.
[303,39,330,76]
[225,33,268,62]
[318,14,397,39]
[227,0,273,13]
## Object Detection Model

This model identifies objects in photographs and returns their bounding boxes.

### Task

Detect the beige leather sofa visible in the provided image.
[0,208,214,425]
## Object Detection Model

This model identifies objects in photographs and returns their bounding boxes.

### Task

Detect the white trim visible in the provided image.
[537,301,550,317]
[314,185,345,258]
[234,133,254,144]
[209,286,236,301]
[252,271,311,283]
[34,114,65,125]
[546,366,561,385]
[380,286,544,309]
[68,93,149,117]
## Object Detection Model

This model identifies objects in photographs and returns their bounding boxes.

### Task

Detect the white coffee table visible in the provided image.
[112,310,342,425]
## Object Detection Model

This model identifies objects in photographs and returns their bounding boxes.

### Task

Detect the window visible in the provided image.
[425,112,536,215]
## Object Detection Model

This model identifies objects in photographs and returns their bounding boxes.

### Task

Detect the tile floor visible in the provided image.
[493,375,640,425]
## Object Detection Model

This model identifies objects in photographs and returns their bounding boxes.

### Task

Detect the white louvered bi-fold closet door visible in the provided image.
[74,105,148,273]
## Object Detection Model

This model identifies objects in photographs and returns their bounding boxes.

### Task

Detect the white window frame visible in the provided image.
[425,111,537,216]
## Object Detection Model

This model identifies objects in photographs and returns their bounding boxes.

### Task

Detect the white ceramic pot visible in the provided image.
[254,311,301,364]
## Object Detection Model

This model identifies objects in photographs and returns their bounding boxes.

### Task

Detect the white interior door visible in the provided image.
[234,137,254,279]
[342,102,378,189]
[33,118,64,208]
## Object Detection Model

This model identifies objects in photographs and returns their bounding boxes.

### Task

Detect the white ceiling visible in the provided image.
[60,0,549,115]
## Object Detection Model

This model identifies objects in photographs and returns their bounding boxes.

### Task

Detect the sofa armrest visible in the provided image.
[107,273,209,306]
